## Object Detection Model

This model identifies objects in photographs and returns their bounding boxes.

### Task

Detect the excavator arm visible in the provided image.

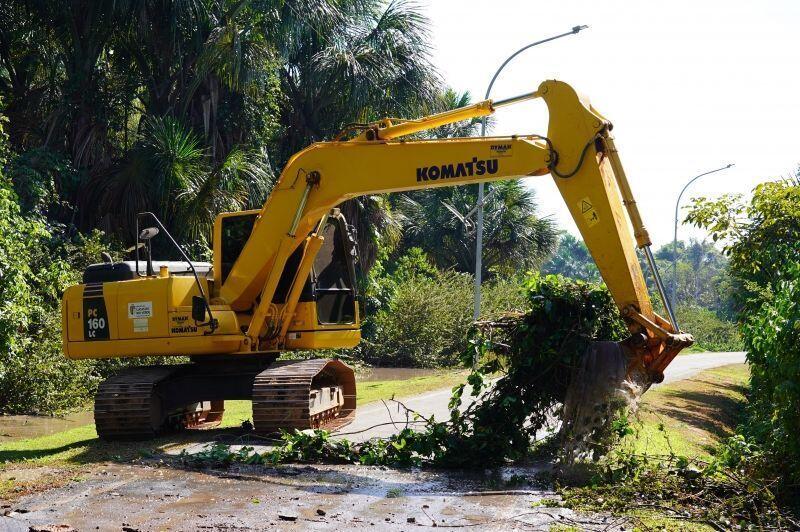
[220,79,692,381]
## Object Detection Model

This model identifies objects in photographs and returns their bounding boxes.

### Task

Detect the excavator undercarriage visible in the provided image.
[93,357,356,440]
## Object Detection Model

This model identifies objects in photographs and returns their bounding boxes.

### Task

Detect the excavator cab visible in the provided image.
[213,209,361,350]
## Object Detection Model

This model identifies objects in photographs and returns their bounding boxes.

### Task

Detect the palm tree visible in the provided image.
[268,0,439,270]
[542,233,600,281]
[87,117,272,243]
[118,0,273,161]
[398,180,557,278]
[272,0,439,163]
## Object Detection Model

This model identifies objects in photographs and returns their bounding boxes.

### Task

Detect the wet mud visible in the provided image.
[2,459,624,531]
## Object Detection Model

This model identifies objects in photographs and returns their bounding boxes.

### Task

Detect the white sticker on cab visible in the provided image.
[128,301,153,319]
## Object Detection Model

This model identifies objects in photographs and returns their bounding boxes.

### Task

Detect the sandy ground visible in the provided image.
[0,352,745,531]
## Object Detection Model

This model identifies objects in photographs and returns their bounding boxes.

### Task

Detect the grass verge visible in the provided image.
[0,369,466,469]
[624,363,748,460]
[557,363,750,531]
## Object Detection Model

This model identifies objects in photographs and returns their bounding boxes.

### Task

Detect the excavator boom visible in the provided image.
[221,79,691,378]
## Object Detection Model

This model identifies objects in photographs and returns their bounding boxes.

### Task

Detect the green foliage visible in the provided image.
[190,273,627,468]
[688,180,800,497]
[0,0,439,255]
[7,148,82,218]
[542,233,600,282]
[356,248,527,367]
[654,239,735,318]
[0,119,94,412]
[558,448,789,529]
[359,269,472,367]
[396,180,557,278]
[676,305,742,352]
[741,263,800,485]
[686,182,800,312]
[0,108,172,414]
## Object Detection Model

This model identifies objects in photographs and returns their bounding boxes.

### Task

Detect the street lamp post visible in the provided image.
[473,25,589,320]
[671,163,734,304]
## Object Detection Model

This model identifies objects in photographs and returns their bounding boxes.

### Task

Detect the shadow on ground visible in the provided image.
[640,375,747,456]
[0,427,249,465]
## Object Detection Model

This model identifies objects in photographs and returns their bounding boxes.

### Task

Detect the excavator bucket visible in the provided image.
[558,341,652,462]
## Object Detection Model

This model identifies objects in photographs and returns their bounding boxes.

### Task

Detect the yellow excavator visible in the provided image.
[61,80,692,440]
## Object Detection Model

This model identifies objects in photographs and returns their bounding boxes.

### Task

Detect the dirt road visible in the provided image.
[2,461,618,531]
[0,352,745,531]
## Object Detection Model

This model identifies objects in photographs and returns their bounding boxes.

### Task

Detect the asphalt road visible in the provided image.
[339,351,747,443]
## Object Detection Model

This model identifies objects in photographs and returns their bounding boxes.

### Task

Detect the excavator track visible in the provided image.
[95,366,176,440]
[94,365,226,440]
[252,359,356,434]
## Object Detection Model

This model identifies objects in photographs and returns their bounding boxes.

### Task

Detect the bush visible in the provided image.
[359,270,473,367]
[357,279,526,367]
[356,246,527,367]
[741,262,800,485]
[0,116,150,414]
[688,181,800,497]
[0,169,98,413]
[677,305,742,352]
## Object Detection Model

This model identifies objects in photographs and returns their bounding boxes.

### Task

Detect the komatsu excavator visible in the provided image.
[61,80,692,440]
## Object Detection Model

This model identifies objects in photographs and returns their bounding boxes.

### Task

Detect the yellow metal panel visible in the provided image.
[285,329,361,350]
[168,276,209,308]
[540,80,652,318]
[66,335,245,360]
[115,278,170,339]
[64,285,86,342]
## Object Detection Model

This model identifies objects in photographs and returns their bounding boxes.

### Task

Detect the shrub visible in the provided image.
[359,270,473,367]
[741,262,800,485]
[0,169,98,413]
[677,305,742,352]
[356,246,528,367]
[0,116,149,414]
[688,181,800,496]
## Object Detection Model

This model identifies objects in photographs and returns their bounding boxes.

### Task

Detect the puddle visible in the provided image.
[0,411,95,443]
[355,368,443,382]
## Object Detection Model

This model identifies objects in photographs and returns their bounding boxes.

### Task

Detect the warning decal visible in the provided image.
[577,197,600,228]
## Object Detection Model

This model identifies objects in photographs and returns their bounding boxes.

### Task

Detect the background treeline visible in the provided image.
[0,0,740,415]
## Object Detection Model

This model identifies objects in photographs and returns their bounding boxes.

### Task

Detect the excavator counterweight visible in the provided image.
[61,79,692,440]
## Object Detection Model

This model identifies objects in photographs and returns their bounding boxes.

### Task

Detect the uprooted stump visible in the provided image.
[558,341,650,463]
[466,273,651,466]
